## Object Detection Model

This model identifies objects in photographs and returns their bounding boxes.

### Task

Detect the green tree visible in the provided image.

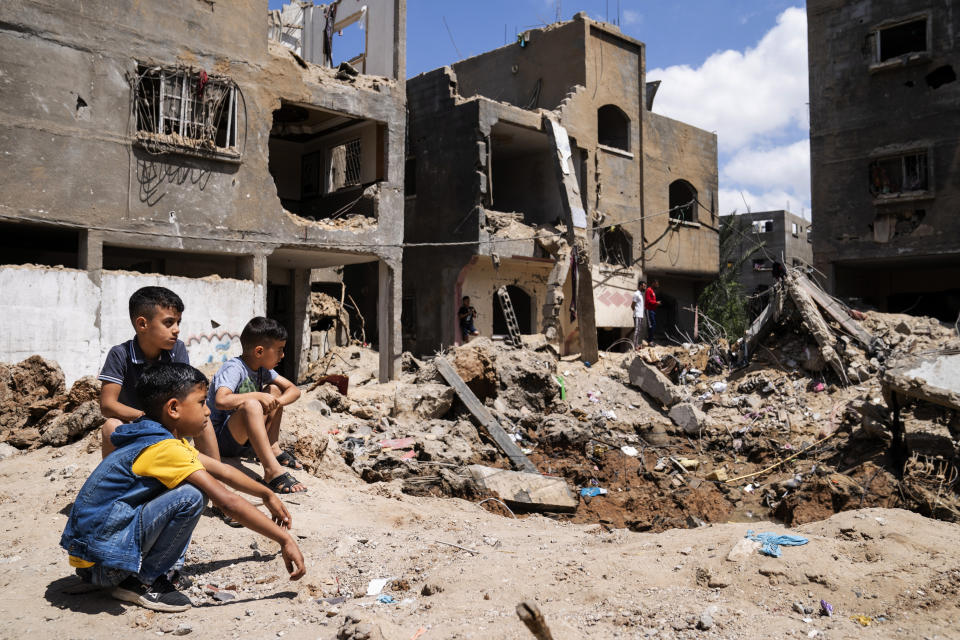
[697,215,764,340]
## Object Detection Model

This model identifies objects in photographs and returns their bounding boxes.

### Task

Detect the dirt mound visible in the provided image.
[0,356,103,450]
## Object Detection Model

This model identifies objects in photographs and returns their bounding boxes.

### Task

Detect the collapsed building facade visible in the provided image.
[808,0,960,321]
[403,14,719,354]
[0,0,406,384]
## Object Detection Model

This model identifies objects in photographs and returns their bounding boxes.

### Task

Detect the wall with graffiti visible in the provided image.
[184,330,241,367]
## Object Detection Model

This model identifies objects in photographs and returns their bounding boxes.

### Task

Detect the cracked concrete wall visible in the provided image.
[731,210,814,296]
[808,0,960,309]
[0,0,406,380]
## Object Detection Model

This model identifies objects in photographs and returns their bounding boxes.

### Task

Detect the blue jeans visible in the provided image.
[646,310,657,341]
[78,484,205,586]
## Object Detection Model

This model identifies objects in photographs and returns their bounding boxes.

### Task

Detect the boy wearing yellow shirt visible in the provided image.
[61,362,305,613]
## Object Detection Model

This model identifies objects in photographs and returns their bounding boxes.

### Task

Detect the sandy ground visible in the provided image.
[3,437,960,640]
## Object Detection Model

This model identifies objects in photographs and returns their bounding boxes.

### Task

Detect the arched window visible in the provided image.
[599,226,632,267]
[597,105,630,151]
[669,180,697,223]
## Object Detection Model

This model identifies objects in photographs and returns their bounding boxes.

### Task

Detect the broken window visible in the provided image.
[869,151,929,196]
[751,219,774,234]
[597,105,630,152]
[875,18,927,63]
[134,65,240,157]
[668,180,697,223]
[598,226,632,267]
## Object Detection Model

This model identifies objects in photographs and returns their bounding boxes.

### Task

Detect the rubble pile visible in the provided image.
[282,275,960,531]
[0,356,103,450]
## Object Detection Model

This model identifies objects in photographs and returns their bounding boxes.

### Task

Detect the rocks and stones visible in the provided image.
[628,357,682,407]
[420,583,443,596]
[669,403,712,436]
[394,383,454,420]
[336,611,384,640]
[539,414,591,448]
[467,464,578,512]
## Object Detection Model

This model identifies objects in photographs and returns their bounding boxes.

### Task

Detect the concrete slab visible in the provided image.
[468,464,578,512]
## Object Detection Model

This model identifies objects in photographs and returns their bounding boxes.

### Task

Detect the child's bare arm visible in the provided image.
[99,382,145,422]
[214,386,278,413]
[186,468,305,579]
[271,375,301,407]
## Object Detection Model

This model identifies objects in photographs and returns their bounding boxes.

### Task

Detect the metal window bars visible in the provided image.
[134,66,240,157]
[328,137,362,191]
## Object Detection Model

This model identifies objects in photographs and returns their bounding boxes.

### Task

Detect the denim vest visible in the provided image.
[60,419,176,573]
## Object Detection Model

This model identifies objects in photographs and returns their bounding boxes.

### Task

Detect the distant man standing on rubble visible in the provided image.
[645,279,660,342]
[631,280,646,349]
[458,296,480,342]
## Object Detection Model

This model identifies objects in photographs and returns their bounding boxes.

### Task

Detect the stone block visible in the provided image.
[628,356,681,406]
[669,402,711,435]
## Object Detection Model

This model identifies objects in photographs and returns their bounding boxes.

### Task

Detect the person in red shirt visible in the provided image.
[645,279,660,342]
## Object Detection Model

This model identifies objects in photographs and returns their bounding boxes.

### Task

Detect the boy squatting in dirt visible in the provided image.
[61,362,305,613]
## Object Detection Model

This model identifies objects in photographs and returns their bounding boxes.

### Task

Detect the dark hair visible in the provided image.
[136,362,208,421]
[129,286,184,322]
[638,280,646,288]
[240,316,288,350]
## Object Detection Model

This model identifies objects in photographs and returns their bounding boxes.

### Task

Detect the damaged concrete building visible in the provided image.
[808,0,960,321]
[0,0,406,384]
[403,13,719,354]
[730,210,814,298]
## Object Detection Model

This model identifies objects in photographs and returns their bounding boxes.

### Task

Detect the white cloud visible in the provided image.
[722,138,809,199]
[647,7,808,153]
[719,187,809,219]
[623,10,642,26]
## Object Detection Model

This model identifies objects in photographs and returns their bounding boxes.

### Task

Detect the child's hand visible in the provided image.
[255,392,279,413]
[281,539,306,580]
[265,493,292,529]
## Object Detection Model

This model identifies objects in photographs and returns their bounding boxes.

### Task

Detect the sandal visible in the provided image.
[266,472,307,494]
[276,450,303,470]
[211,506,242,528]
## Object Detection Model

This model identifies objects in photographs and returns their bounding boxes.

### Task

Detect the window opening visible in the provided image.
[598,226,632,267]
[876,18,927,62]
[751,219,774,233]
[597,105,630,151]
[133,65,241,158]
[103,246,242,279]
[870,152,928,196]
[0,222,79,268]
[329,138,362,191]
[791,222,800,237]
[668,180,697,223]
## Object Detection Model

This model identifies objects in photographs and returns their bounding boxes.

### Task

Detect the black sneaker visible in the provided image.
[111,575,192,612]
[167,569,193,590]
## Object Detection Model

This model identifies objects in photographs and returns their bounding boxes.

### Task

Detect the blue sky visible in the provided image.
[269,1,811,216]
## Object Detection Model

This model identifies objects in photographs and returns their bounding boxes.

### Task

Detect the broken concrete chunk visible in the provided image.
[628,357,681,407]
[668,403,711,435]
[726,538,762,562]
[393,383,454,420]
[467,464,577,512]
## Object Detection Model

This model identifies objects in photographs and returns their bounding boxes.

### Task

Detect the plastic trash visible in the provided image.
[819,600,833,617]
[555,375,566,401]
[377,594,395,604]
[850,615,872,626]
[745,530,809,557]
[711,381,728,393]
[620,445,639,457]
[366,578,390,596]
[579,487,607,497]
[599,409,617,420]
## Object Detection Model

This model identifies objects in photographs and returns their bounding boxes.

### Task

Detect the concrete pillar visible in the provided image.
[78,230,103,286]
[377,258,401,382]
[239,253,268,316]
[292,268,312,383]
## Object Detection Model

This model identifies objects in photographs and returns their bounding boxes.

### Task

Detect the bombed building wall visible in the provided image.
[0,0,406,381]
[731,210,814,298]
[404,15,718,353]
[808,0,960,320]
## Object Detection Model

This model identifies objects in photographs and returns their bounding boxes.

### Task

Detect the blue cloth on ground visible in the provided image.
[745,529,809,558]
